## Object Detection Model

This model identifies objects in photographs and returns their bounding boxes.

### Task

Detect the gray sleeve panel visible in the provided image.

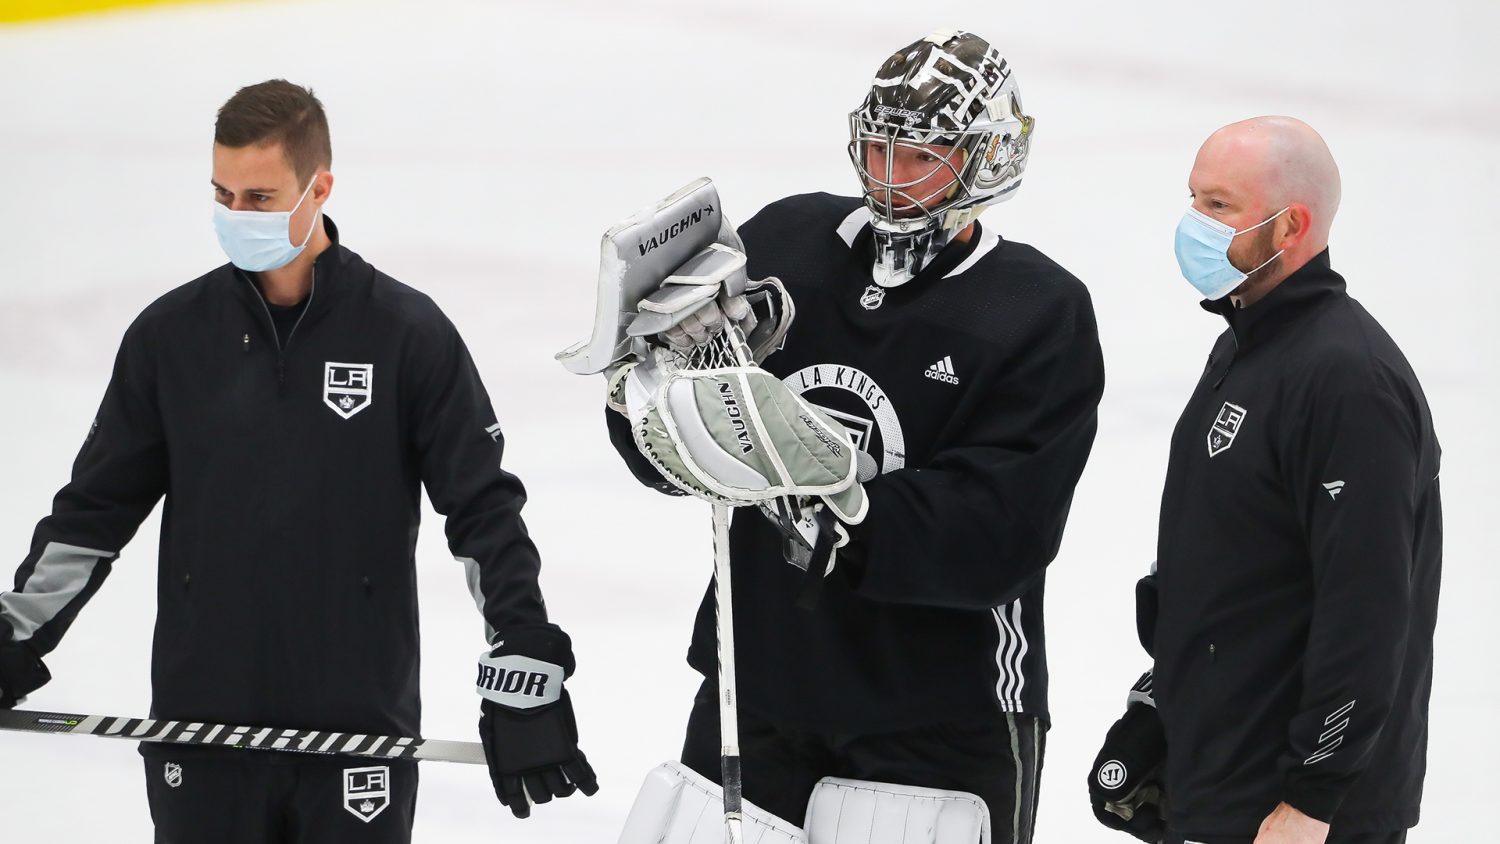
[457,556,498,646]
[1,542,116,644]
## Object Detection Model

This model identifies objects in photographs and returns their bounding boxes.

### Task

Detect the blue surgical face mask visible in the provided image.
[1174,206,1287,300]
[212,177,321,272]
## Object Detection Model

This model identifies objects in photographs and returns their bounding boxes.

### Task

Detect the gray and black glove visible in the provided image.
[1089,671,1167,843]
[476,624,597,819]
[0,640,50,709]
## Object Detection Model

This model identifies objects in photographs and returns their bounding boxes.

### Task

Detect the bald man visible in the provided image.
[1087,117,1441,844]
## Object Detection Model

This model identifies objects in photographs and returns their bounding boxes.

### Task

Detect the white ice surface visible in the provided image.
[0,0,1495,841]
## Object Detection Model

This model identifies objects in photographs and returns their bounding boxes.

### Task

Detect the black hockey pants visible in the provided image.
[681,680,1046,842]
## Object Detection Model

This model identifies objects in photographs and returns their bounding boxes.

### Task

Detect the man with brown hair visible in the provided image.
[0,79,595,841]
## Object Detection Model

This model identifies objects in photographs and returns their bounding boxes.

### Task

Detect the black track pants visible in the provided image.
[143,754,418,843]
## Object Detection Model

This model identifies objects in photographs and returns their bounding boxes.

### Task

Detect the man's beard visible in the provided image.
[1229,222,1282,305]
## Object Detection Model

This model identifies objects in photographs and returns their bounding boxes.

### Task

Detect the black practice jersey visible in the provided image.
[1148,251,1441,836]
[609,193,1104,731]
[0,219,545,747]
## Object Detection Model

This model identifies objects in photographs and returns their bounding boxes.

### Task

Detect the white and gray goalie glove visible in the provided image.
[621,357,868,525]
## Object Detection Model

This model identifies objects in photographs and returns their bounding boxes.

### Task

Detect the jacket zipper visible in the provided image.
[242,267,317,396]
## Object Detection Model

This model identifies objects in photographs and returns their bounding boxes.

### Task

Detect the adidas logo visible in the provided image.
[924,356,959,385]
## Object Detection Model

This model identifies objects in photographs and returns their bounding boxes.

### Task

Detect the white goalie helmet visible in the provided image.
[848,30,1035,287]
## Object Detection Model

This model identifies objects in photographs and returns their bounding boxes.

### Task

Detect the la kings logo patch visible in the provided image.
[343,766,390,823]
[1207,402,1247,457]
[324,362,374,419]
[784,364,906,473]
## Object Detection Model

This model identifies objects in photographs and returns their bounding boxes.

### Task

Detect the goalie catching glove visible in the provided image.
[476,624,598,818]
[621,349,867,525]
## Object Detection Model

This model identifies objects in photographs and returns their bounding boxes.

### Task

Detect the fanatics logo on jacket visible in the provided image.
[1207,402,1246,457]
[343,766,390,822]
[925,356,960,385]
[324,362,374,419]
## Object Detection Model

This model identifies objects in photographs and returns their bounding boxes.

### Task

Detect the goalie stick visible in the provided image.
[0,708,485,765]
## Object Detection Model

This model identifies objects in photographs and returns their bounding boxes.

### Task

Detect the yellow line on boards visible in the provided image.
[0,0,230,25]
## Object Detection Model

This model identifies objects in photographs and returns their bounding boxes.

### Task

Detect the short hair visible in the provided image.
[214,80,332,184]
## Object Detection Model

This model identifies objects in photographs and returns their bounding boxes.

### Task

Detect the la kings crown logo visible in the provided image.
[1207,402,1247,457]
[343,766,390,823]
[325,362,374,419]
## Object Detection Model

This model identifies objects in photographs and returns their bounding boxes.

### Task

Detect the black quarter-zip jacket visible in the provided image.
[608,193,1104,732]
[1150,250,1441,835]
[1,219,545,744]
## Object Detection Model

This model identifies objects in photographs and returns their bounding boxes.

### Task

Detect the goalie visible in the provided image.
[562,30,1104,843]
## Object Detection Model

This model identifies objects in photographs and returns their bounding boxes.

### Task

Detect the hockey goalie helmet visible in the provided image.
[848,30,1034,287]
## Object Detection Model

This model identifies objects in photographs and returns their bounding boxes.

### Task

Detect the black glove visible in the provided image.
[0,640,51,709]
[477,624,598,819]
[1089,671,1167,843]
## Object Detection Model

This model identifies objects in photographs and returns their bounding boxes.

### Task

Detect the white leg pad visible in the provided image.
[803,778,991,844]
[618,761,808,844]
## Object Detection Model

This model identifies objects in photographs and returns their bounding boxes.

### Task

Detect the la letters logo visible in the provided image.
[343,766,390,822]
[325,362,374,419]
[1207,402,1247,457]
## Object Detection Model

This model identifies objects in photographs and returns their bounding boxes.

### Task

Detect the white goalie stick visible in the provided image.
[557,177,750,843]
[0,708,485,764]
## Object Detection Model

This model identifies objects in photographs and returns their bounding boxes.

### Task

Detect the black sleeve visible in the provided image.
[603,405,687,497]
[1276,361,1429,822]
[1,316,167,655]
[1136,564,1159,657]
[846,290,1104,610]
[409,314,547,637]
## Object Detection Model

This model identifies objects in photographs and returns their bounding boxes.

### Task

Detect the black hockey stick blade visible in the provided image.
[0,708,485,764]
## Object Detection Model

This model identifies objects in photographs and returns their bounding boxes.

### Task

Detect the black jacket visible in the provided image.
[1,220,545,744]
[1149,251,1441,835]
[609,193,1104,731]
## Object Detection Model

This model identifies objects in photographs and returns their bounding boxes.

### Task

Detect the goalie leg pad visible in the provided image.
[803,778,992,844]
[618,761,807,844]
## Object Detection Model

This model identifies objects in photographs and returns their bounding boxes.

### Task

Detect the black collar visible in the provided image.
[1201,248,1345,350]
[230,215,360,331]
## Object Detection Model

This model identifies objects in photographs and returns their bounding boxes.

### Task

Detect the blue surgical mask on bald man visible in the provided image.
[1174,206,1287,300]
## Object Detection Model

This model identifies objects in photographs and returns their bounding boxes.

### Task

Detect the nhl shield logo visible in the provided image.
[343,766,390,823]
[859,285,886,310]
[163,762,182,789]
[1207,402,1247,457]
[324,362,374,420]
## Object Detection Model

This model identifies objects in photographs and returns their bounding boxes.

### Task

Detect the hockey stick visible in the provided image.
[711,319,760,844]
[713,502,744,844]
[0,708,485,764]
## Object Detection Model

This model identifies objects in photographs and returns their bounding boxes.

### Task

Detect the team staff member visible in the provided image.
[1089,117,1441,844]
[0,80,595,841]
